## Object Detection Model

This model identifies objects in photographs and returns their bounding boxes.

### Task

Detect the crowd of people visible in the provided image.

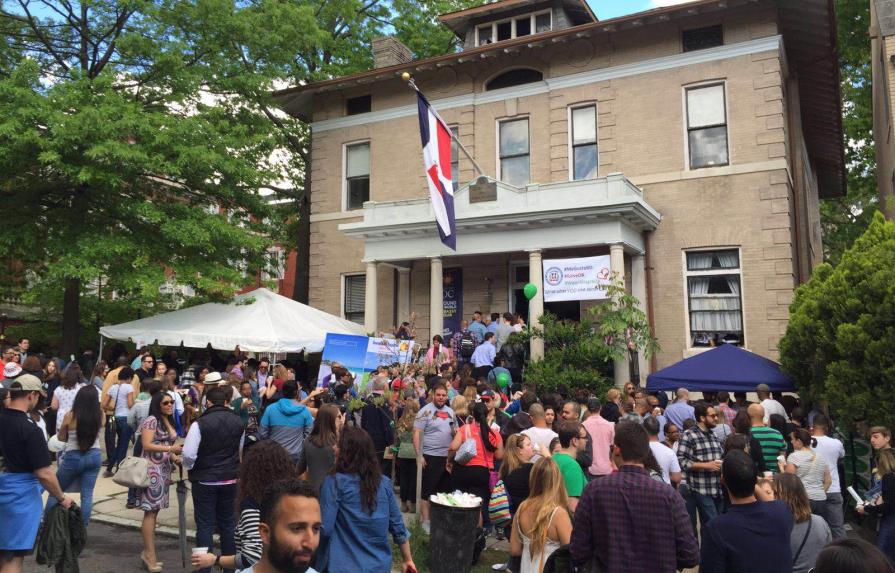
[0,322,894,573]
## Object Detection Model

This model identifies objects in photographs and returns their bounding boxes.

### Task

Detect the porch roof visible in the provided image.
[339,173,661,262]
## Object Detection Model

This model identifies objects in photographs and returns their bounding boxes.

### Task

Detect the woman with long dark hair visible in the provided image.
[448,401,504,521]
[191,440,296,572]
[297,403,341,491]
[319,427,415,573]
[46,385,103,525]
[137,392,182,572]
[51,363,86,431]
[43,357,63,435]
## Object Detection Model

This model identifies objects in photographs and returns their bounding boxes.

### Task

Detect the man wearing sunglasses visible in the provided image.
[676,400,725,539]
[136,354,155,383]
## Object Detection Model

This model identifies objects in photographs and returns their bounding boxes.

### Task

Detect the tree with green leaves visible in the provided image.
[820,0,879,265]
[524,281,658,394]
[779,212,895,429]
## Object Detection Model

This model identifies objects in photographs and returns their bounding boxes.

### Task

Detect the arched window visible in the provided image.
[485,68,544,91]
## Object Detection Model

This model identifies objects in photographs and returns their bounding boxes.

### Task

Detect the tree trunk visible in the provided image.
[291,146,311,305]
[61,277,81,359]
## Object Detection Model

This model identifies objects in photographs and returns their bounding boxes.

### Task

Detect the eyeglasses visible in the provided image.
[143,359,154,363]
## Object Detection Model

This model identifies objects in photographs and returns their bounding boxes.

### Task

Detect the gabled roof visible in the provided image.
[273,0,845,197]
[437,0,597,37]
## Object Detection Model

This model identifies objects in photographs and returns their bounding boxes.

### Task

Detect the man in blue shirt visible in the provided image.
[471,332,497,369]
[700,450,793,573]
[468,311,487,344]
[664,388,695,429]
[486,312,500,335]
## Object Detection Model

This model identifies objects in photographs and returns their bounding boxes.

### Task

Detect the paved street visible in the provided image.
[22,522,187,573]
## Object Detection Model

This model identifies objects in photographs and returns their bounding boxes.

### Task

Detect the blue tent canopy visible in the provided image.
[646,344,796,393]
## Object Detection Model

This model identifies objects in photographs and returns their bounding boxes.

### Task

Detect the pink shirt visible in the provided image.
[583,414,615,476]
[718,403,737,426]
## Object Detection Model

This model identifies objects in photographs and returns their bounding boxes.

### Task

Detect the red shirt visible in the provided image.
[460,424,503,470]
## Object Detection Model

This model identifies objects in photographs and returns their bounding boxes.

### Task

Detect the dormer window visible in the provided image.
[475,9,552,47]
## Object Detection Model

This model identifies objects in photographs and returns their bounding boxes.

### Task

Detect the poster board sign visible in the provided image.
[442,268,462,339]
[316,333,416,392]
[543,255,612,302]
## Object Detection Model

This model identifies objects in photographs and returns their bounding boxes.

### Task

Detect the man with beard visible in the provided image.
[413,382,456,534]
[240,479,321,573]
[676,400,724,539]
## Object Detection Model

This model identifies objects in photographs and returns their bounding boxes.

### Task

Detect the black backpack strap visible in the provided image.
[792,517,813,564]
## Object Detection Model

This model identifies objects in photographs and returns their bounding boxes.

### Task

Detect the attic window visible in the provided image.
[476,9,552,47]
[486,68,543,91]
[346,95,371,116]
[682,25,723,52]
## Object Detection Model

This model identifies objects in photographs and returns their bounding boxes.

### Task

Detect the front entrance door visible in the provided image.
[509,263,581,322]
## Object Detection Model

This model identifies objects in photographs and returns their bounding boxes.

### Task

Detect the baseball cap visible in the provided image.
[480,389,495,401]
[3,362,22,379]
[204,371,223,384]
[11,374,45,394]
[756,383,771,393]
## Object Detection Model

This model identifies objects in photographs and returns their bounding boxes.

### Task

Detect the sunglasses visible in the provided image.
[160,400,174,406]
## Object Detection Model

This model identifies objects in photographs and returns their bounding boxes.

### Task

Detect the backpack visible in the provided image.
[459,331,476,358]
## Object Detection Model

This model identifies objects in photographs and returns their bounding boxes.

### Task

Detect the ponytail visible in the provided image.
[472,402,496,452]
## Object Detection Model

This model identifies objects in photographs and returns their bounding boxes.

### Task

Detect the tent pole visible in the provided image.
[98,334,105,362]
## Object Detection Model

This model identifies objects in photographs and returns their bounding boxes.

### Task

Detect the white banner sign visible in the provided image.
[543,255,612,302]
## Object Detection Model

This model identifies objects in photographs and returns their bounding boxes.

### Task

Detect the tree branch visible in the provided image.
[11,1,71,72]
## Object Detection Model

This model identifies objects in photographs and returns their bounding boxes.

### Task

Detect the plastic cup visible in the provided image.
[763,471,773,479]
[191,548,208,556]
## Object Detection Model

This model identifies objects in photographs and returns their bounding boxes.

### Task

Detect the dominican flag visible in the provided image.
[416,92,456,250]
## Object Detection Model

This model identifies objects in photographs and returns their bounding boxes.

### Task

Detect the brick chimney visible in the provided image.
[372,37,413,69]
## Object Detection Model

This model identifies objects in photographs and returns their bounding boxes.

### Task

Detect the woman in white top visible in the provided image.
[51,363,86,432]
[510,457,573,573]
[101,367,136,475]
[47,385,103,525]
[783,427,832,517]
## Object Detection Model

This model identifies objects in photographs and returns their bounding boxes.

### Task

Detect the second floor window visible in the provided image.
[570,105,597,180]
[345,142,370,210]
[499,118,530,187]
[685,249,743,348]
[686,83,729,169]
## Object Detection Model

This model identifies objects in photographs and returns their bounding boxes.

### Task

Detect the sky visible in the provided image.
[590,0,694,19]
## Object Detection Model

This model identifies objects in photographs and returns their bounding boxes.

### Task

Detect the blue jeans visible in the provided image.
[683,487,723,539]
[109,416,132,470]
[47,448,101,525]
[192,482,237,573]
[879,514,895,565]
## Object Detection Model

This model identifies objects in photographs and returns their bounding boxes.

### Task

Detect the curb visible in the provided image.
[90,513,196,541]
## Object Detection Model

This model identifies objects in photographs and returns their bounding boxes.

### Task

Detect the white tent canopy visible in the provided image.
[99,288,365,353]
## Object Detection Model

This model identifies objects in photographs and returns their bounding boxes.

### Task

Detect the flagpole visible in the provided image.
[403,73,486,179]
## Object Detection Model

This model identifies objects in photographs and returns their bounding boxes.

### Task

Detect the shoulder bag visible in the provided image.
[454,419,478,465]
[112,455,150,488]
[791,517,813,565]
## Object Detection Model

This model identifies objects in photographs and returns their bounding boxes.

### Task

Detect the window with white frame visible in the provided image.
[343,274,366,324]
[262,248,286,281]
[685,249,743,348]
[476,10,552,46]
[499,118,530,186]
[345,142,370,210]
[686,84,729,169]
[570,105,597,180]
[450,126,459,191]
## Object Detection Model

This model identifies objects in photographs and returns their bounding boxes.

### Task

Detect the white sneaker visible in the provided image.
[421,521,431,535]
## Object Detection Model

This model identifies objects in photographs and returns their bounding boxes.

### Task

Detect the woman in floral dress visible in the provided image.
[137,392,182,572]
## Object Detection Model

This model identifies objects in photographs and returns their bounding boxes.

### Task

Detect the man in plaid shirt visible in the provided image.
[676,400,724,538]
[571,421,699,573]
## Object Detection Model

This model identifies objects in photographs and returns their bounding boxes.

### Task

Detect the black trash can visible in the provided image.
[429,500,481,573]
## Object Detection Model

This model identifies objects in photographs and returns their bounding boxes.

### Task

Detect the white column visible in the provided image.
[609,244,627,388]
[631,254,649,385]
[429,257,443,341]
[364,261,378,335]
[397,268,411,324]
[528,249,545,361]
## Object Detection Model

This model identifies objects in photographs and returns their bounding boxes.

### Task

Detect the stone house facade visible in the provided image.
[276,0,844,384]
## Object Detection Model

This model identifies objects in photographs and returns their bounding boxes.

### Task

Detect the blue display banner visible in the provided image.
[443,267,462,339]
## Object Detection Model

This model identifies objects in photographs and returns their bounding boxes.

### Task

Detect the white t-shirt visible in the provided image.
[650,441,681,485]
[761,398,788,423]
[522,426,558,461]
[110,383,134,417]
[812,435,845,494]
[55,383,86,422]
[787,449,829,501]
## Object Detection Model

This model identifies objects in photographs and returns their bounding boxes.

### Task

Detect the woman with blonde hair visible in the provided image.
[451,395,469,426]
[509,457,573,573]
[500,433,546,514]
[857,448,895,563]
[773,472,831,573]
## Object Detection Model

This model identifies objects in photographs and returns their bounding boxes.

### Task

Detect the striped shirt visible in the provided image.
[234,503,263,570]
[750,426,786,473]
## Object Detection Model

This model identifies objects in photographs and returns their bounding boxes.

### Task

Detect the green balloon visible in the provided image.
[523,282,538,300]
[496,372,510,389]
